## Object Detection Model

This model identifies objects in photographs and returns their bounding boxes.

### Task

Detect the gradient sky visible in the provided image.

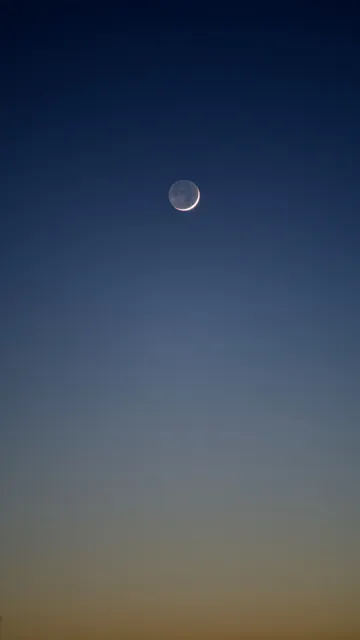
[1,4,360,639]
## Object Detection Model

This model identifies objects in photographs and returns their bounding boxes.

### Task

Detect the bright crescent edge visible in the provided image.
[174,187,200,211]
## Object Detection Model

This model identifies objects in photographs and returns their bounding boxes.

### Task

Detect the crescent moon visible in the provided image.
[174,187,200,211]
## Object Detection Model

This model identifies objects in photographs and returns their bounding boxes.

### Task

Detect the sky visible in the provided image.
[1,3,360,639]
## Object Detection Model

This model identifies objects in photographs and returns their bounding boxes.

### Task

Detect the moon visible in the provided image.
[168,180,200,211]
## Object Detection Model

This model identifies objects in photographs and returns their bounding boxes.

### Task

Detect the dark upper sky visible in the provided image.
[1,4,360,639]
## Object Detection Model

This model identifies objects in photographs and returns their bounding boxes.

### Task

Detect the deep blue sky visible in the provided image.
[1,4,360,639]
